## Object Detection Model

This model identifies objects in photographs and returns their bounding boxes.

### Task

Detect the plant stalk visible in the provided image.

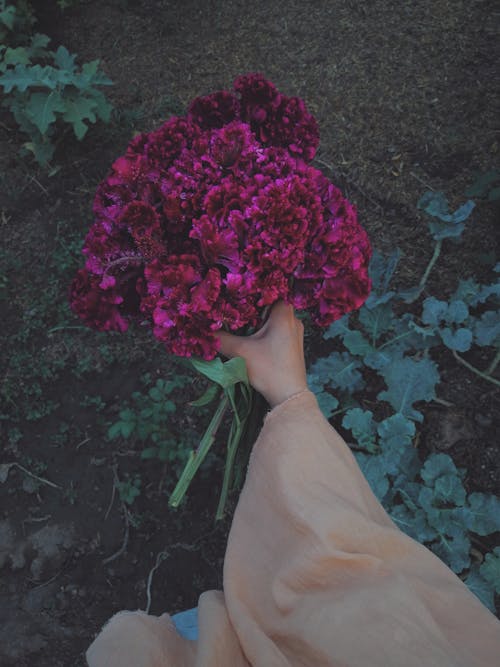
[486,349,500,376]
[419,240,442,289]
[215,387,254,519]
[169,393,230,508]
[406,239,443,304]
[452,350,500,388]
[216,419,244,520]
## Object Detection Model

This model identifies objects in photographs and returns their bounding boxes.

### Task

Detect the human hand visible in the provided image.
[217,301,308,408]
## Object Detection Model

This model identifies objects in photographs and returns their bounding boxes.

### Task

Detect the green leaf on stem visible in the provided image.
[377,356,439,422]
[310,351,365,392]
[479,547,500,594]
[191,356,249,389]
[417,191,474,240]
[190,384,219,407]
[464,568,496,612]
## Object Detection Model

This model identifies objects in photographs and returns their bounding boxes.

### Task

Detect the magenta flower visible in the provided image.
[70,74,371,359]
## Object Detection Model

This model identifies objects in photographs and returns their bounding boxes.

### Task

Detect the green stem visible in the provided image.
[452,350,500,388]
[486,349,500,376]
[216,418,244,521]
[169,393,230,508]
[419,239,442,289]
[48,325,89,334]
[406,239,443,304]
[378,330,416,352]
[215,388,252,520]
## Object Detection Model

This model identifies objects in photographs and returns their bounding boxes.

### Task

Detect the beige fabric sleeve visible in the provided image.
[87,390,500,667]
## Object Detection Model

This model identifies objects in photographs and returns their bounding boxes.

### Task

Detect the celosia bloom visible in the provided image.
[71,74,371,358]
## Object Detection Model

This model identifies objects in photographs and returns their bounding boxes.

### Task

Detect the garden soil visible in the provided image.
[1,1,499,665]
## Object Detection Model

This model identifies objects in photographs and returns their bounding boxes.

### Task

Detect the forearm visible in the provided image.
[222,391,500,666]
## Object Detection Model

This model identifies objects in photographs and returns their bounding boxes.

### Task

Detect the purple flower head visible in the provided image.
[70,74,371,358]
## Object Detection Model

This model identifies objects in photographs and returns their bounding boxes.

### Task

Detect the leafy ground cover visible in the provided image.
[0,1,498,665]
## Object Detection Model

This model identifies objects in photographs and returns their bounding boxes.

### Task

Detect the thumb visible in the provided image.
[217,330,246,359]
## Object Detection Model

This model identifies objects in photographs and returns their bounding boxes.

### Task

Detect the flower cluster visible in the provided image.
[70,74,371,359]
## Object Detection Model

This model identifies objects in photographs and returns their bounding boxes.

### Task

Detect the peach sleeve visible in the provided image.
[87,391,500,667]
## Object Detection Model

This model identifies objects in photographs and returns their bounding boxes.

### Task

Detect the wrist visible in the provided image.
[267,383,309,408]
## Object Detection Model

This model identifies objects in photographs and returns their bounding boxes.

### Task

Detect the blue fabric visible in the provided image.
[171,606,199,640]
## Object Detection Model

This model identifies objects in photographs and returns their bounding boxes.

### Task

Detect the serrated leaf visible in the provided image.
[324,317,374,356]
[377,356,439,421]
[191,356,249,389]
[358,303,394,342]
[464,493,500,536]
[434,474,467,505]
[377,415,418,477]
[395,447,421,481]
[0,63,57,92]
[363,336,407,370]
[474,310,500,346]
[61,94,98,139]
[368,248,401,294]
[417,192,475,241]
[29,33,51,58]
[377,413,415,448]
[343,408,377,452]
[73,59,113,89]
[422,297,447,326]
[364,290,396,309]
[2,46,31,66]
[315,390,339,418]
[396,316,441,351]
[53,45,76,73]
[418,191,474,240]
[324,314,350,339]
[390,505,437,542]
[479,548,500,594]
[354,452,389,500]
[445,300,469,324]
[24,90,66,134]
[398,481,423,507]
[342,330,374,356]
[431,527,470,572]
[310,351,365,392]
[420,453,459,486]
[440,327,473,352]
[464,568,496,612]
[86,87,113,122]
[453,279,499,308]
[477,282,500,304]
[453,278,482,306]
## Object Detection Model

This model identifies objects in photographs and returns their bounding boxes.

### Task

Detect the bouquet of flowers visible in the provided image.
[70,73,372,517]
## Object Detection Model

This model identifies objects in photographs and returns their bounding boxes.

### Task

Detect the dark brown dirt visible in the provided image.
[0,1,499,665]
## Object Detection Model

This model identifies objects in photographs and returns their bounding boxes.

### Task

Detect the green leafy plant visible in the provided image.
[169,356,254,519]
[108,375,194,466]
[116,473,141,506]
[465,169,500,202]
[0,1,35,43]
[310,187,500,610]
[0,3,113,164]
